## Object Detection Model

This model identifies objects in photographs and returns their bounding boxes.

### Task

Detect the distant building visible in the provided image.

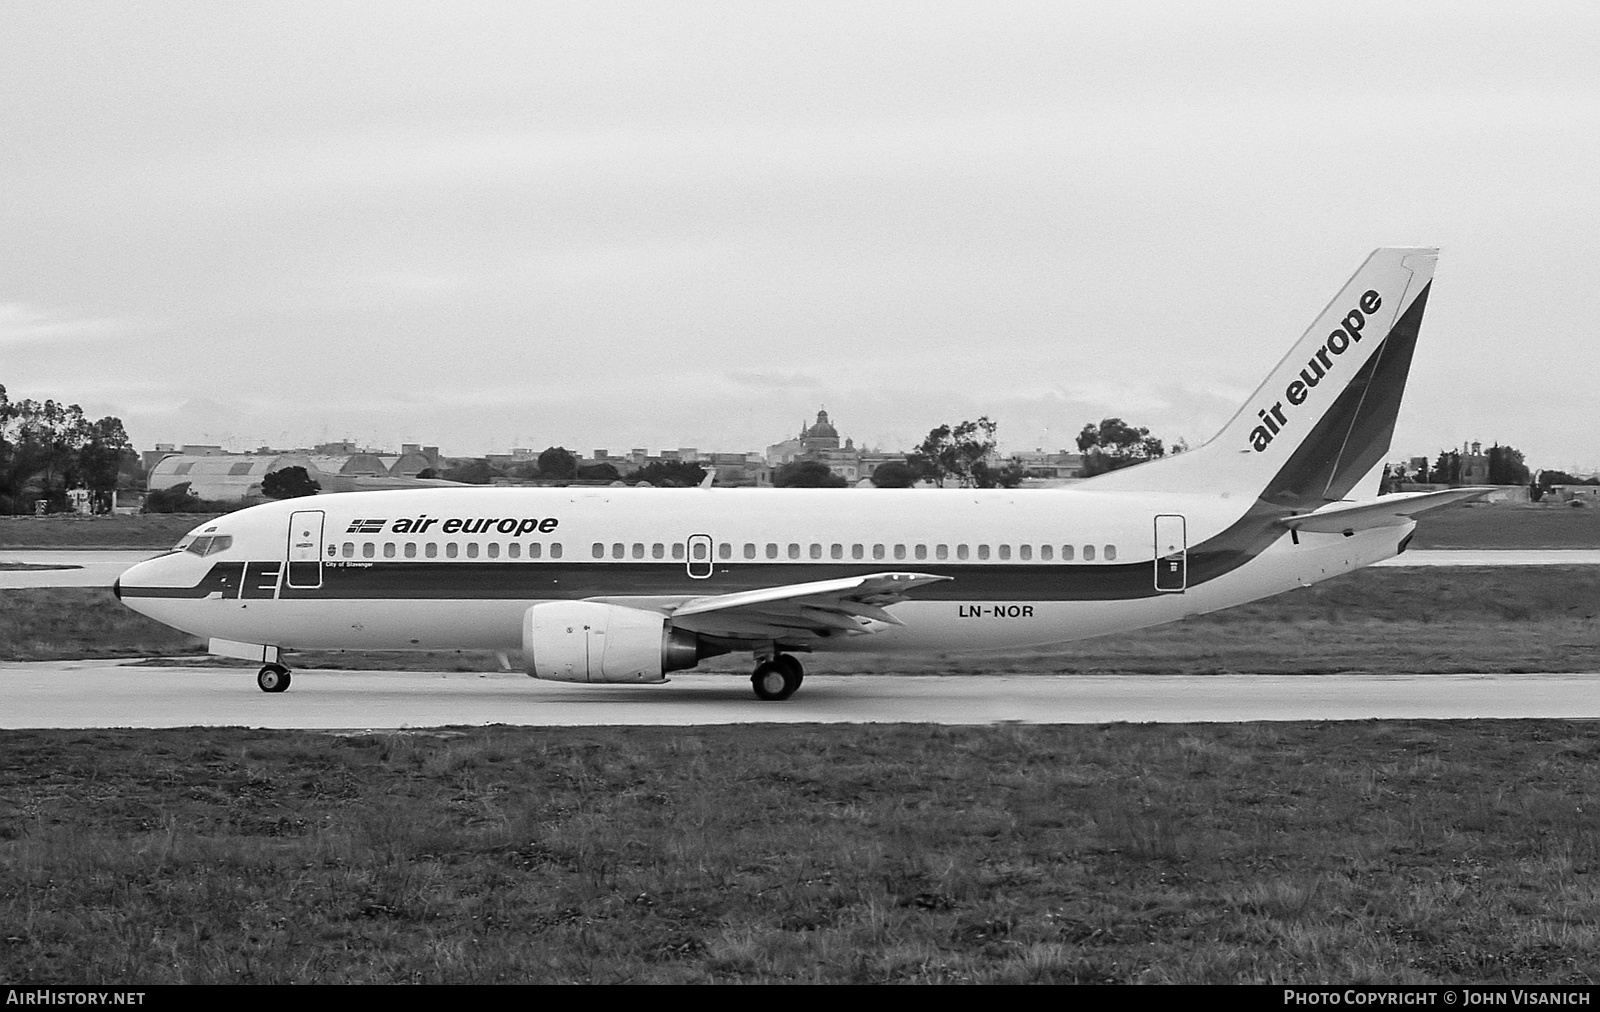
[766,409,903,483]
[148,452,460,502]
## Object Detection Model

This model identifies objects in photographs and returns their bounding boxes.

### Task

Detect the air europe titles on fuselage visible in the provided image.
[345,516,561,537]
[1248,289,1383,453]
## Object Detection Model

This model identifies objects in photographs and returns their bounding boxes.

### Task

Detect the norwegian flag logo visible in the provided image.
[346,519,387,534]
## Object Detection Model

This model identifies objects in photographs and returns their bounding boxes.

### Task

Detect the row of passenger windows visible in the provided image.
[593,542,1119,562]
[332,541,565,559]
[328,540,1120,562]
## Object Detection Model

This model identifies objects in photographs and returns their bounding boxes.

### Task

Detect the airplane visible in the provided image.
[115,247,1488,700]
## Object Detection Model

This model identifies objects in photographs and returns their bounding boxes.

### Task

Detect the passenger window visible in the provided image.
[529,543,542,559]
[653,543,664,559]
[766,543,778,560]
[936,544,949,560]
[446,543,459,559]
[508,543,520,559]
[1040,545,1052,561]
[872,544,885,560]
[852,544,864,560]
[326,544,336,557]
[363,543,375,559]
[1020,545,1031,561]
[550,544,562,559]
[612,543,624,559]
[383,542,396,559]
[592,543,604,559]
[1062,545,1074,560]
[977,545,990,561]
[403,543,416,559]
[788,543,800,560]
[1105,545,1117,561]
[998,545,1011,561]
[810,544,822,560]
[671,543,683,560]
[914,544,927,560]
[467,543,480,559]
[1084,545,1096,561]
[632,543,644,559]
[831,544,843,559]
[744,543,756,560]
[893,544,906,560]
[957,544,969,560]
[488,543,500,559]
[718,543,730,560]
[425,543,437,558]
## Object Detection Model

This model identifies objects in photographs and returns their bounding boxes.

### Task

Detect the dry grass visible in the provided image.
[2,722,1597,983]
[0,513,224,550]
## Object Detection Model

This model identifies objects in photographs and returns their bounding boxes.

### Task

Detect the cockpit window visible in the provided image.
[183,535,232,556]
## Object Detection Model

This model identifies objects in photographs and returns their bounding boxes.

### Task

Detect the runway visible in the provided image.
[4,662,1597,729]
[0,550,158,588]
[2,548,1597,591]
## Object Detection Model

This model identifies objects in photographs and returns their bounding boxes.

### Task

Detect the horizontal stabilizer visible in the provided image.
[1279,487,1494,534]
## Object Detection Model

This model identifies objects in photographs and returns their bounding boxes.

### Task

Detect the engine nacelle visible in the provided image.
[522,601,703,684]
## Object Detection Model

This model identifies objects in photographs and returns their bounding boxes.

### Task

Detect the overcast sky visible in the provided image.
[4,2,1597,470]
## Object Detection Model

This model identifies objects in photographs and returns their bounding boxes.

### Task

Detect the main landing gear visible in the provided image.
[751,654,803,701]
[257,663,291,693]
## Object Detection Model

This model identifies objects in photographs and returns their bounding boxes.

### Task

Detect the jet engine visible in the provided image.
[522,601,704,684]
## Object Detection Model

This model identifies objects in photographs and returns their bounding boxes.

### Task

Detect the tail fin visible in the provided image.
[1084,247,1437,506]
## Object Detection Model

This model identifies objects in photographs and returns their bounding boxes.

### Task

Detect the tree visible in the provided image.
[262,465,321,499]
[907,417,998,488]
[576,462,622,482]
[1487,444,1530,486]
[0,390,134,513]
[774,461,847,488]
[143,482,203,513]
[1433,450,1461,485]
[972,461,1026,489]
[537,446,578,480]
[870,460,918,488]
[1076,417,1165,477]
[441,460,496,485]
[630,460,707,487]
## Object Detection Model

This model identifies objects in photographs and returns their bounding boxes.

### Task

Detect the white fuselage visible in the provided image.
[116,486,1409,658]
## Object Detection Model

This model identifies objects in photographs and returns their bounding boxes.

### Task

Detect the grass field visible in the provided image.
[2,721,1596,983]
[4,501,1597,984]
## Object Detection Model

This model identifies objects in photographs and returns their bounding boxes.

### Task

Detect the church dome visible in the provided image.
[807,409,838,439]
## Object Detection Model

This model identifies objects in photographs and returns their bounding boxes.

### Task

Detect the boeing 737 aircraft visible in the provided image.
[117,248,1485,700]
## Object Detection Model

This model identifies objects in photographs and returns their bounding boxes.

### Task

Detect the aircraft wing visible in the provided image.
[666,572,951,640]
[1279,487,1496,534]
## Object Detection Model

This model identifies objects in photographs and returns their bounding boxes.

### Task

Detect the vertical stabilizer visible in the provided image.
[1084,248,1437,505]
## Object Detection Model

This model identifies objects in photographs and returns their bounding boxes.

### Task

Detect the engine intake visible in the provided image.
[523,601,704,684]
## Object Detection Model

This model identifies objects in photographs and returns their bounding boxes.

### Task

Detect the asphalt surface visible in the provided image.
[4,663,1598,729]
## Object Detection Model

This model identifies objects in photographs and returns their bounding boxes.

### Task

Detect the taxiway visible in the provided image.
[3,662,1597,729]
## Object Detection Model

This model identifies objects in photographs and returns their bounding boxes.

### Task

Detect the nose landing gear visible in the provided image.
[751,654,803,701]
[257,663,291,693]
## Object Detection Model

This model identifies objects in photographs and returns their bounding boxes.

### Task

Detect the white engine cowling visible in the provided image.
[523,601,702,684]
